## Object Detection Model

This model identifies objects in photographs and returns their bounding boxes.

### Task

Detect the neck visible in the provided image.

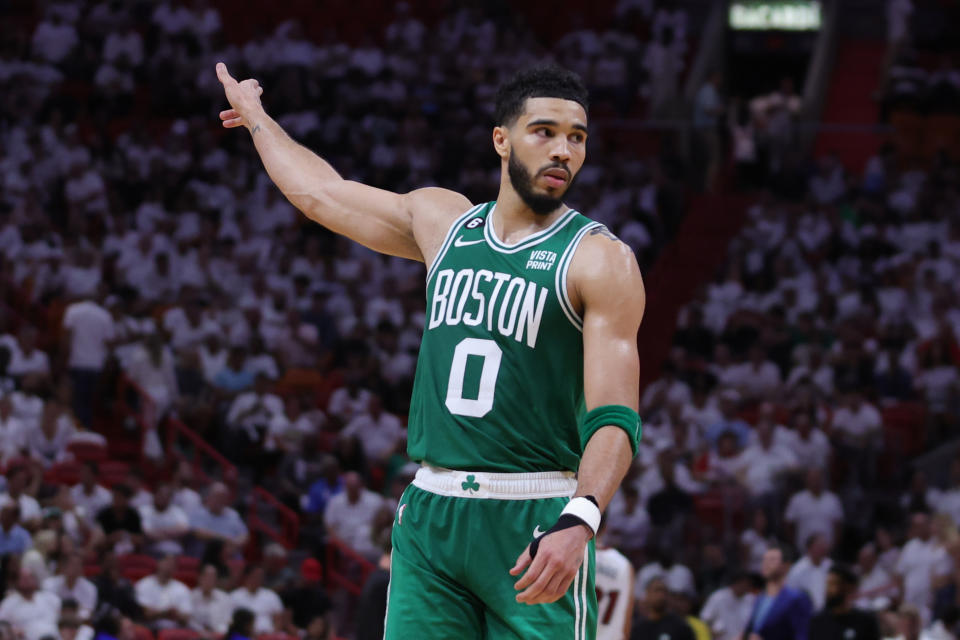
[646,606,665,621]
[493,182,568,240]
[766,578,783,596]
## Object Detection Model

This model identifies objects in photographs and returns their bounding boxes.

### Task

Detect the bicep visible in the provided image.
[579,245,645,411]
[299,182,469,262]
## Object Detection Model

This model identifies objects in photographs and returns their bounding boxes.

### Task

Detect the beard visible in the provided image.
[507,153,573,215]
[825,594,845,610]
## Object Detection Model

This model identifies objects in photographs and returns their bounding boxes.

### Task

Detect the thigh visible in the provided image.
[385,487,484,640]
[466,498,597,640]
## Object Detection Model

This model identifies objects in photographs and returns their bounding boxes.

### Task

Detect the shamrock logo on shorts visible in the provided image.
[461,475,480,493]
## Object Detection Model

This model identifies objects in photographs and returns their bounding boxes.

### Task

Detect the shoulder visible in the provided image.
[784,586,811,603]
[569,225,645,313]
[406,187,473,236]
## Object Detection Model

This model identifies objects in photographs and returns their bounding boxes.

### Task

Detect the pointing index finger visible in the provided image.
[215,62,235,85]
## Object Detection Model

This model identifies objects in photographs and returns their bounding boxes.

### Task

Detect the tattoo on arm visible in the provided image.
[251,124,261,135]
[589,225,620,242]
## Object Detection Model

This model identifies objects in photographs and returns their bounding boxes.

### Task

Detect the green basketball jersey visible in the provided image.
[407,201,602,473]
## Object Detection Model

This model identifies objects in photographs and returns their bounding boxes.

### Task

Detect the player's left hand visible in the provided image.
[509,525,591,605]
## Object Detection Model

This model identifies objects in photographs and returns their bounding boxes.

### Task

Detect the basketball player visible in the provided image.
[216,62,645,639]
[594,519,635,640]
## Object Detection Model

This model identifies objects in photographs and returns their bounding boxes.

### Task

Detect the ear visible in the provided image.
[492,126,510,160]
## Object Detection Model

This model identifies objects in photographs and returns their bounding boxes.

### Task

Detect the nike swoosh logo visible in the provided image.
[454,236,485,247]
[533,525,544,538]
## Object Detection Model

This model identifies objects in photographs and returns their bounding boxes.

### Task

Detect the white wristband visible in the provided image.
[561,497,602,536]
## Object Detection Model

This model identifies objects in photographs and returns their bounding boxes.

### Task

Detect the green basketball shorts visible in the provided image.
[384,465,597,640]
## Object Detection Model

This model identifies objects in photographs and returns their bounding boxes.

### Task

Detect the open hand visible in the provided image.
[215,62,264,129]
[509,525,591,605]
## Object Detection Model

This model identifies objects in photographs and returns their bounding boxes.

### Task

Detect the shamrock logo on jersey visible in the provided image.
[461,475,480,493]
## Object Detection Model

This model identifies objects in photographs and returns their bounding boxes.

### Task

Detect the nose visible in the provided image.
[550,137,571,164]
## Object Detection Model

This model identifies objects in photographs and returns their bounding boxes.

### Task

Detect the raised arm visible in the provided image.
[511,227,645,605]
[215,63,470,262]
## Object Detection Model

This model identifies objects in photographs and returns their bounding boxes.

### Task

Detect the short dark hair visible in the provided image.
[829,564,858,587]
[494,64,588,127]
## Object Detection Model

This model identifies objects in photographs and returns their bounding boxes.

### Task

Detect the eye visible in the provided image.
[570,133,585,143]
[535,127,553,137]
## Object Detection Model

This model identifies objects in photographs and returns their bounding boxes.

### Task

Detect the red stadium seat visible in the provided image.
[174,557,200,586]
[68,441,108,463]
[157,629,201,640]
[882,402,926,457]
[257,634,298,640]
[44,460,82,486]
[99,460,131,487]
[174,568,199,588]
[133,625,154,640]
[118,554,157,582]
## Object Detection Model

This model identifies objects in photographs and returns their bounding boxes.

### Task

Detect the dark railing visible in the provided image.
[248,486,300,549]
[325,538,376,597]
[164,416,238,487]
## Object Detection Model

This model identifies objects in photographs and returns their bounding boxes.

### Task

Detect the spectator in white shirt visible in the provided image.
[226,375,285,450]
[7,328,50,379]
[784,468,844,551]
[70,461,112,524]
[785,533,833,611]
[931,458,960,528]
[786,410,832,474]
[170,461,202,515]
[42,554,97,621]
[0,393,27,462]
[733,345,783,402]
[191,483,248,548]
[229,566,284,634]
[636,447,704,506]
[734,420,798,498]
[786,346,834,397]
[139,484,190,556]
[640,363,692,415]
[324,472,386,559]
[135,555,192,629]
[740,508,777,574]
[854,543,899,611]
[635,545,696,599]
[57,597,95,640]
[31,12,77,64]
[124,333,179,420]
[326,376,373,425]
[28,398,76,467]
[190,564,232,634]
[62,298,115,427]
[604,485,651,560]
[341,395,405,463]
[1,464,42,529]
[830,390,883,448]
[700,573,756,640]
[829,389,883,487]
[103,25,144,67]
[0,567,61,640]
[896,513,950,620]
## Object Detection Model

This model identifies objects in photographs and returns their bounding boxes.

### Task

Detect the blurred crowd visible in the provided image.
[0,0,693,639]
[4,0,959,639]
[621,104,960,637]
[880,0,960,120]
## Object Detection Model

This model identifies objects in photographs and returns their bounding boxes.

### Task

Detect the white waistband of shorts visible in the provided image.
[412,465,577,500]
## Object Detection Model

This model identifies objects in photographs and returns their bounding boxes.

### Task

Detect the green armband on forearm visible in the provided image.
[580,404,642,457]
